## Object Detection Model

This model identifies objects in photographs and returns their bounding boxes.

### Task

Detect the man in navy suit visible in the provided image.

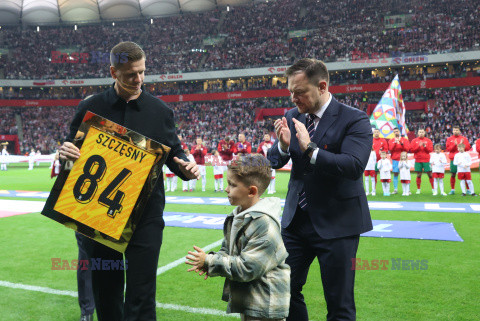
[267,58,373,321]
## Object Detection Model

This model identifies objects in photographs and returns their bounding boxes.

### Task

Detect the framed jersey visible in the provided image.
[42,111,170,253]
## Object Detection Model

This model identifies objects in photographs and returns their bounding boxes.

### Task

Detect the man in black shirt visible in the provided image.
[59,41,199,321]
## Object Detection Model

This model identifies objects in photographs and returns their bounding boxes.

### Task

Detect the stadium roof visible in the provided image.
[0,0,256,25]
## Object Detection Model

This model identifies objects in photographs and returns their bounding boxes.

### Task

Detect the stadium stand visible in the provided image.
[1,0,480,155]
[0,0,479,78]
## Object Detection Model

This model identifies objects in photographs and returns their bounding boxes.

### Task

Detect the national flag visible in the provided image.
[370,75,408,138]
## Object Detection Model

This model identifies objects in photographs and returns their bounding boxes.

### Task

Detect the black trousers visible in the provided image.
[84,215,164,321]
[282,207,360,321]
[76,232,95,316]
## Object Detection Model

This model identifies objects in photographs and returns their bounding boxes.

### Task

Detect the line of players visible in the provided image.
[365,126,480,196]
[163,133,277,194]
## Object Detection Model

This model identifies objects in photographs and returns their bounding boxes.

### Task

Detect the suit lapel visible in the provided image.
[298,112,306,127]
[312,98,339,143]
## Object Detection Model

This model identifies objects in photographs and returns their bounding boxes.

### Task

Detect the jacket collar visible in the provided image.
[105,83,146,110]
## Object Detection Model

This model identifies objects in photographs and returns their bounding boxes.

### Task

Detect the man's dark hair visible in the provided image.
[228,155,272,196]
[285,58,329,86]
[452,124,460,129]
[110,41,146,69]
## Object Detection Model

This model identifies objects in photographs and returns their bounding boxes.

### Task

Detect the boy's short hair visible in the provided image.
[228,155,271,195]
[380,150,387,154]
[457,143,465,149]
[434,144,442,150]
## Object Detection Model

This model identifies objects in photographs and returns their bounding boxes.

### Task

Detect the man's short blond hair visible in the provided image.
[110,41,146,69]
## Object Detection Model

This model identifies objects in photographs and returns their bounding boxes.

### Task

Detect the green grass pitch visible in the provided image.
[0,163,479,320]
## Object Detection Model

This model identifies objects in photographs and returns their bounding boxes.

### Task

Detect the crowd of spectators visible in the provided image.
[407,87,480,148]
[294,0,479,60]
[17,106,74,154]
[2,84,480,155]
[0,0,479,79]
[0,107,18,135]
[2,61,479,100]
[172,99,279,150]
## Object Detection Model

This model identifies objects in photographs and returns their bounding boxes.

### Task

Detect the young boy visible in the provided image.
[212,150,225,192]
[183,148,196,192]
[398,151,412,196]
[267,167,276,194]
[1,144,9,171]
[377,151,392,196]
[186,154,290,320]
[164,165,177,192]
[453,143,477,196]
[430,144,448,196]
[364,146,377,196]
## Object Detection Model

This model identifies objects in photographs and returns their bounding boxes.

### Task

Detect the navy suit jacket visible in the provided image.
[267,97,373,239]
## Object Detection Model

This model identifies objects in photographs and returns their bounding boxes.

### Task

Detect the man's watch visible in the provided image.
[304,142,317,157]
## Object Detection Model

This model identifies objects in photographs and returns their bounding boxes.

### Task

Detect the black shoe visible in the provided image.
[80,314,93,321]
[462,193,466,196]
[472,193,478,196]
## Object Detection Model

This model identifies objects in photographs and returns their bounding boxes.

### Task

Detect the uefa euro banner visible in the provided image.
[370,75,408,138]
[41,111,170,253]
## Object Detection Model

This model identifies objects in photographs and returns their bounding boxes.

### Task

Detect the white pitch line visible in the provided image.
[0,280,77,297]
[156,302,239,318]
[156,239,223,276]
[0,279,239,318]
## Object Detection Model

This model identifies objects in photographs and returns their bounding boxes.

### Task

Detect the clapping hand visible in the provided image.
[274,117,291,152]
[185,246,208,280]
[292,118,311,153]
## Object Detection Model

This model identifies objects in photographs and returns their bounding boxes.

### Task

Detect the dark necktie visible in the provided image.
[298,113,317,209]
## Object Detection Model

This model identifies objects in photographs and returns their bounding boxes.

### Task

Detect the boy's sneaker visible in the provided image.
[462,193,466,196]
[441,192,447,196]
[432,191,438,196]
[371,192,376,196]
[448,190,455,195]
[391,190,398,195]
[472,193,478,196]
[365,192,370,196]
[416,190,421,194]
[384,193,390,196]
